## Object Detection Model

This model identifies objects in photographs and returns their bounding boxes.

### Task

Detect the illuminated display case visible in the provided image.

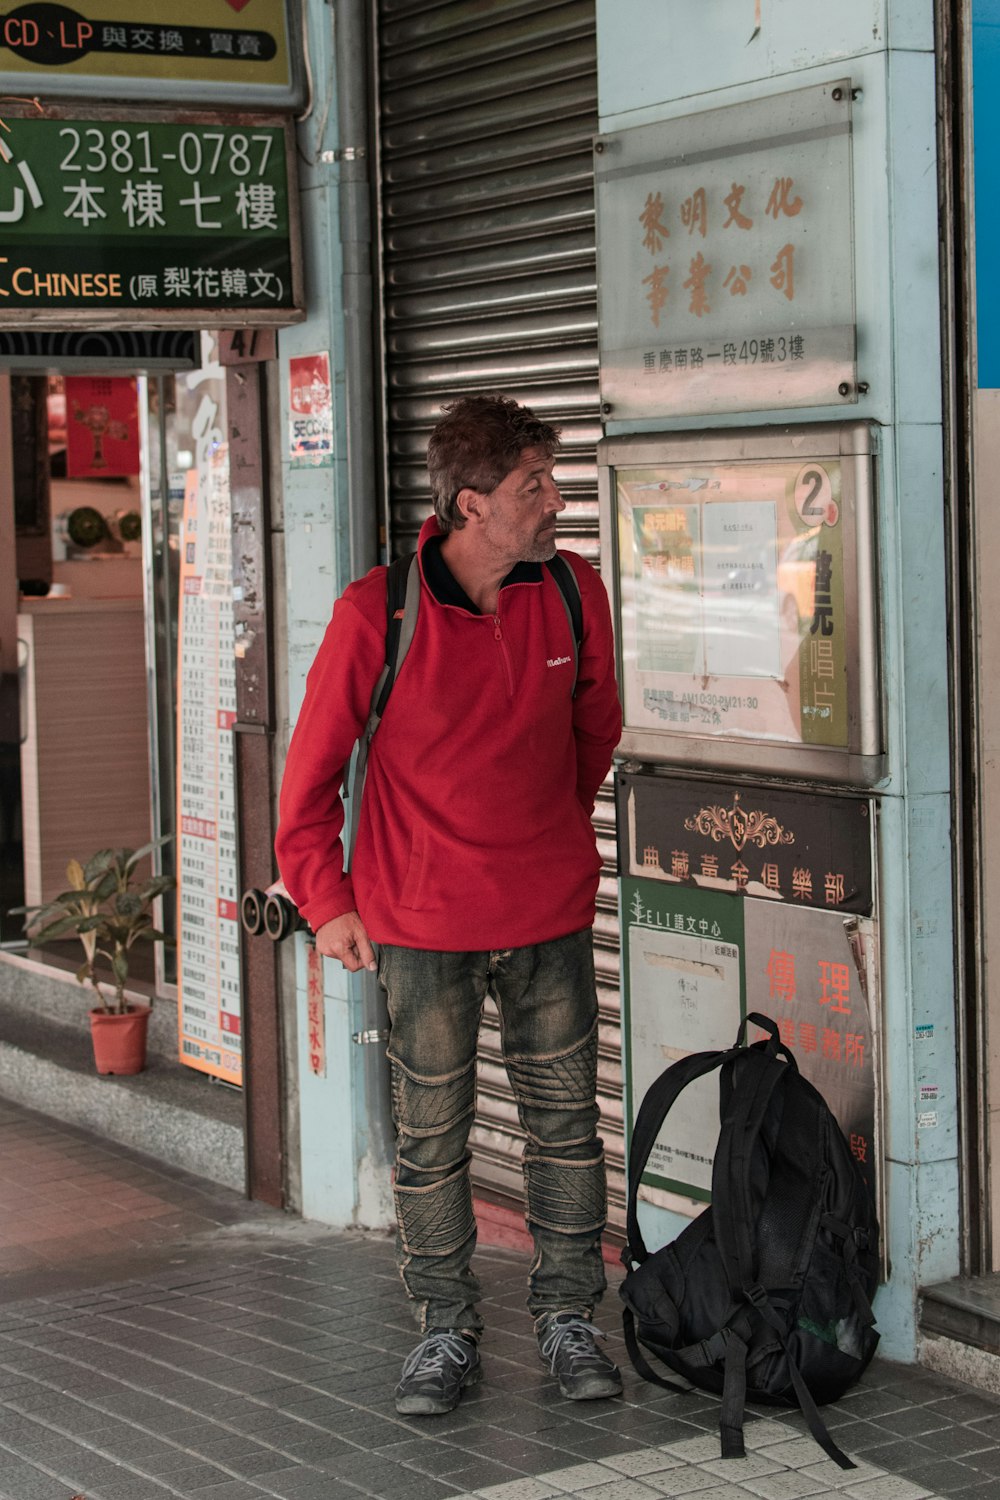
[598,423,883,786]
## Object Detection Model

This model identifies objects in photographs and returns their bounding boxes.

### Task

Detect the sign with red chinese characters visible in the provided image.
[621,872,880,1211]
[175,372,242,1088]
[595,78,856,419]
[618,771,873,915]
[64,375,140,478]
[305,941,326,1077]
[744,899,879,1201]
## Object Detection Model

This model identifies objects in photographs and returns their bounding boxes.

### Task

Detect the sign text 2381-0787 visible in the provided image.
[0,115,299,321]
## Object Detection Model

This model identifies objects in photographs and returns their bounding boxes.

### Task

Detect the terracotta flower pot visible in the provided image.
[88,1004,152,1075]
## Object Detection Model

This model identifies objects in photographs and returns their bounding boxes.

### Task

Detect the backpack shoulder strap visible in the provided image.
[624,1044,741,1265]
[711,1013,804,1292]
[375,552,420,719]
[710,1016,856,1469]
[711,1042,791,1294]
[545,552,583,695]
[344,552,420,869]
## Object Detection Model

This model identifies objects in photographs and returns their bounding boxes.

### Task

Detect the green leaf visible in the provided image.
[27,914,91,942]
[12,842,176,959]
[28,892,85,914]
[75,962,91,985]
[125,917,152,946]
[14,899,66,925]
[125,834,174,872]
[50,892,83,909]
[83,849,116,882]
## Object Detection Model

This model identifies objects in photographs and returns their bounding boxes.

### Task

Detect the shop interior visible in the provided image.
[0,366,223,996]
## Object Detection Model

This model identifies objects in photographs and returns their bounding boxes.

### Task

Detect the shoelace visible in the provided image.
[399,1331,474,1381]
[538,1317,606,1371]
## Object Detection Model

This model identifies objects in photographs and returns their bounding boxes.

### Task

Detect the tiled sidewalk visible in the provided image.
[2,1100,1000,1500]
[0,1102,263,1284]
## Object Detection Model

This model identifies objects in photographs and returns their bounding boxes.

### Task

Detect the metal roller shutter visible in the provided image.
[375,0,625,1234]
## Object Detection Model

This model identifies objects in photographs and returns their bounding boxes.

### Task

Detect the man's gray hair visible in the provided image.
[426,393,561,532]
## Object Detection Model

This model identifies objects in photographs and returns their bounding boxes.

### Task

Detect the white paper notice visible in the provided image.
[628,925,742,1195]
[700,501,781,679]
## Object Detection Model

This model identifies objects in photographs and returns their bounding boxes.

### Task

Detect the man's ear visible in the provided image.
[455,486,486,526]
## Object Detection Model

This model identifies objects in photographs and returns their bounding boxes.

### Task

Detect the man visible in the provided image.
[276,394,623,1415]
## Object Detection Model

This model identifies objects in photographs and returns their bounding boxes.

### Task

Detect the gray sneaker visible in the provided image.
[394,1329,481,1415]
[538,1313,623,1400]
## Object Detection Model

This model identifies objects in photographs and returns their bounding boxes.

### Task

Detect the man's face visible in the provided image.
[477,446,565,564]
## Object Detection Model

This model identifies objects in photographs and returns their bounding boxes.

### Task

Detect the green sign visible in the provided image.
[0,114,300,323]
[621,876,745,1202]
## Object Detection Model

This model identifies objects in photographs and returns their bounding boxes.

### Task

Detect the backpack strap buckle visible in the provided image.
[701,1330,729,1364]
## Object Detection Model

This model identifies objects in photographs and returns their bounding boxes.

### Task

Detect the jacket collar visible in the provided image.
[416,515,542,614]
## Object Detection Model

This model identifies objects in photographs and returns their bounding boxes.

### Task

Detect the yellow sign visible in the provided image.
[0,2,296,104]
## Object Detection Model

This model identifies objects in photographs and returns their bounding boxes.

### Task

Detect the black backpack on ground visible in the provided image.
[620,1012,880,1471]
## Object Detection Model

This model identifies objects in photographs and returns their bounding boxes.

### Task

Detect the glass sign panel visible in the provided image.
[596,79,856,419]
[599,424,882,786]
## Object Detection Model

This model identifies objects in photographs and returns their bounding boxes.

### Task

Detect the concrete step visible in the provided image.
[0,999,245,1194]
[922,1274,1000,1352]
[919,1275,1000,1395]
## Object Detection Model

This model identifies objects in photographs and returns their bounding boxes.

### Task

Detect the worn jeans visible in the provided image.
[379,928,608,1335]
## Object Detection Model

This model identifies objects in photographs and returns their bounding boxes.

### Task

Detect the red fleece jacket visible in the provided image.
[275,517,622,952]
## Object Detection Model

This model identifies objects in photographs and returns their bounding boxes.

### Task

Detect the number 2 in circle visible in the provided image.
[793,464,838,527]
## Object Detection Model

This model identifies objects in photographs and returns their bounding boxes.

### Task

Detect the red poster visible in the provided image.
[288,352,333,466]
[64,376,141,479]
[306,941,326,1077]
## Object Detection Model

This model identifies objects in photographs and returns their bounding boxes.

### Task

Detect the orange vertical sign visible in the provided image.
[306,943,326,1077]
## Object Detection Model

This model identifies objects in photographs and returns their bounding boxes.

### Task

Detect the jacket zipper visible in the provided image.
[493,614,515,698]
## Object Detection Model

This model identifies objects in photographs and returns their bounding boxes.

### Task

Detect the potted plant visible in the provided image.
[13,839,176,1075]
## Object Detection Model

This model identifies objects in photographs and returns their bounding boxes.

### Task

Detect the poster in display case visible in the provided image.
[598,423,883,785]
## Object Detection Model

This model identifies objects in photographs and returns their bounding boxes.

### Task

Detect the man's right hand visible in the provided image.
[315,910,377,972]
